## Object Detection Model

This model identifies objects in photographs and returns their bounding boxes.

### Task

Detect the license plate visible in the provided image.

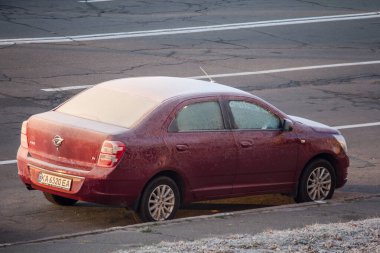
[38,172,72,191]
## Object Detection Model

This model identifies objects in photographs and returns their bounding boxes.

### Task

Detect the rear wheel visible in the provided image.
[296,159,336,203]
[139,176,180,222]
[43,192,78,206]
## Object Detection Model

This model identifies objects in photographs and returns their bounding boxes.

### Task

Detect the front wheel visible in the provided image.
[296,159,336,203]
[43,192,78,206]
[139,176,180,222]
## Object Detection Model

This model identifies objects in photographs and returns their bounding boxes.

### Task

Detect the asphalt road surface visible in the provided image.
[0,0,379,244]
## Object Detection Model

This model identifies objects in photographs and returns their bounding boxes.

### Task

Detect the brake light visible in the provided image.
[21,121,28,149]
[97,141,126,167]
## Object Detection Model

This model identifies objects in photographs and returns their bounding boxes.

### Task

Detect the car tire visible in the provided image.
[139,176,180,222]
[43,192,78,206]
[295,159,336,203]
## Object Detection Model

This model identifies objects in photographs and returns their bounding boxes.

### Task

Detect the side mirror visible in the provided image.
[283,119,293,132]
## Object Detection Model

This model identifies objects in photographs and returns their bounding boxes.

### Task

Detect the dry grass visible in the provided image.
[118,218,380,253]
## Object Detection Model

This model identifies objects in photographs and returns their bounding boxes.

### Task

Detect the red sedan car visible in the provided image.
[17,77,349,221]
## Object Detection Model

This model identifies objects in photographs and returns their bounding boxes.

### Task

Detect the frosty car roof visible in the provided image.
[95,76,249,102]
[56,77,250,129]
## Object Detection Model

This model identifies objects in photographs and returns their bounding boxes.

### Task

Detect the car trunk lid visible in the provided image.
[26,111,127,171]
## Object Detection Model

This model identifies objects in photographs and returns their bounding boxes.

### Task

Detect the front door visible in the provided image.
[226,100,299,194]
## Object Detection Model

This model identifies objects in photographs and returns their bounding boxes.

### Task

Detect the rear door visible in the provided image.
[225,99,299,194]
[164,97,238,199]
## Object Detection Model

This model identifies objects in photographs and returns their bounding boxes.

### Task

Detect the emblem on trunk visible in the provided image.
[52,135,64,149]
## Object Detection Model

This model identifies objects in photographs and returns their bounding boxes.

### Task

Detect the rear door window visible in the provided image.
[169,101,224,132]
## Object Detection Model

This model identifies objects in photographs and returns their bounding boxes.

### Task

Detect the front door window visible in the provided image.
[229,101,281,130]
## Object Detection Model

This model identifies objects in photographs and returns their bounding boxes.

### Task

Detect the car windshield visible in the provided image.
[56,86,159,128]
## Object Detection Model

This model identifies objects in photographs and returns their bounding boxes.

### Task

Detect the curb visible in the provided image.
[1,193,378,248]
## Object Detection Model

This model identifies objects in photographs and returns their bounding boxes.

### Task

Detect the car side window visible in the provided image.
[169,101,224,132]
[229,101,281,130]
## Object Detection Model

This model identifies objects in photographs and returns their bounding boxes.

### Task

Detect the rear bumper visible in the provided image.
[17,147,140,208]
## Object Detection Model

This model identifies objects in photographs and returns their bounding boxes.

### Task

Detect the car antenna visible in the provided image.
[199,66,215,83]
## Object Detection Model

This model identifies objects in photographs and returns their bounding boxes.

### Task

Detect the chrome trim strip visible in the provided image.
[27,156,91,175]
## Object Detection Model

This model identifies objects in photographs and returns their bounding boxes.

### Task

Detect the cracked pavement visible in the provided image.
[0,0,379,246]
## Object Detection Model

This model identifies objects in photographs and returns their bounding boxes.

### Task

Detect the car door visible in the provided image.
[164,98,238,199]
[226,99,299,194]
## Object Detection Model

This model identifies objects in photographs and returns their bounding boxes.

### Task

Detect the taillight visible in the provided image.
[97,141,126,167]
[21,121,28,149]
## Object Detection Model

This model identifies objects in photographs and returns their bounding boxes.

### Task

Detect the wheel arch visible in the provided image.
[295,153,339,196]
[132,169,186,211]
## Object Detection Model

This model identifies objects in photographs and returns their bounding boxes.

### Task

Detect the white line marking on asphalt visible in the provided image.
[41,85,93,92]
[333,122,380,130]
[1,122,379,166]
[41,60,380,92]
[1,12,379,45]
[0,160,17,165]
[189,60,380,79]
[78,0,113,2]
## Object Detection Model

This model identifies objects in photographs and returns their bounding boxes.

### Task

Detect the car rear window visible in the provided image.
[56,86,159,128]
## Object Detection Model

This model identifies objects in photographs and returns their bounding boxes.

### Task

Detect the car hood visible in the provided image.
[289,115,340,134]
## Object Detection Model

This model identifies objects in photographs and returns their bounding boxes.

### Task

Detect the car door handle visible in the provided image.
[240,140,253,148]
[176,144,189,152]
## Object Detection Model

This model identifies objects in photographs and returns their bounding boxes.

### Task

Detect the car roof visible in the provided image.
[95,76,249,102]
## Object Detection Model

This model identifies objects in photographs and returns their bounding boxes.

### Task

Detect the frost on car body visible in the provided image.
[17,76,349,221]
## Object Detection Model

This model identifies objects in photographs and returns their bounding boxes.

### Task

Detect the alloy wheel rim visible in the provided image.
[148,184,175,221]
[307,167,332,201]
